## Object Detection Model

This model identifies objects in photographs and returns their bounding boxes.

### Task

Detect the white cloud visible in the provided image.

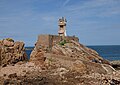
[62,0,70,7]
[63,0,120,17]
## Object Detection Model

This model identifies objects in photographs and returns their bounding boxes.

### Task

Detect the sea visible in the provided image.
[25,45,120,61]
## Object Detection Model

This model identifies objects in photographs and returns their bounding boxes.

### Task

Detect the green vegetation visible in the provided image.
[59,40,67,46]
[6,38,14,42]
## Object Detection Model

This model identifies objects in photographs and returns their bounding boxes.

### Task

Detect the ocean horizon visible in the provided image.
[25,45,120,61]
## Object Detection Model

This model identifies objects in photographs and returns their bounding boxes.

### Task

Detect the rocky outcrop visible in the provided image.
[111,60,120,70]
[52,40,109,64]
[46,40,115,75]
[0,38,27,67]
[30,38,113,74]
[30,45,46,67]
[30,37,114,73]
[0,62,119,85]
[0,38,119,85]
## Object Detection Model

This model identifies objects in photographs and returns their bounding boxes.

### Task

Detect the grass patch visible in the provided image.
[59,40,67,46]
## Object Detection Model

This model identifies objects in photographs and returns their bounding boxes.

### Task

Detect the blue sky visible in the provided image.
[0,0,120,46]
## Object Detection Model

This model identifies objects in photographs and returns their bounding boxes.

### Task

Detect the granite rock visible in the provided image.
[0,38,27,67]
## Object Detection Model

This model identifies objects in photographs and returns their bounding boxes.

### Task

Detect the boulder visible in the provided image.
[3,39,14,47]
[14,41,24,52]
[111,60,120,70]
[0,38,27,67]
[30,47,46,67]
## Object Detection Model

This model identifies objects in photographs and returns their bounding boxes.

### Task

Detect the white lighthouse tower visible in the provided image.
[58,17,67,37]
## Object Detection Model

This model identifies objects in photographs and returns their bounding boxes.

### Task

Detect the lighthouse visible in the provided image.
[58,17,67,37]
